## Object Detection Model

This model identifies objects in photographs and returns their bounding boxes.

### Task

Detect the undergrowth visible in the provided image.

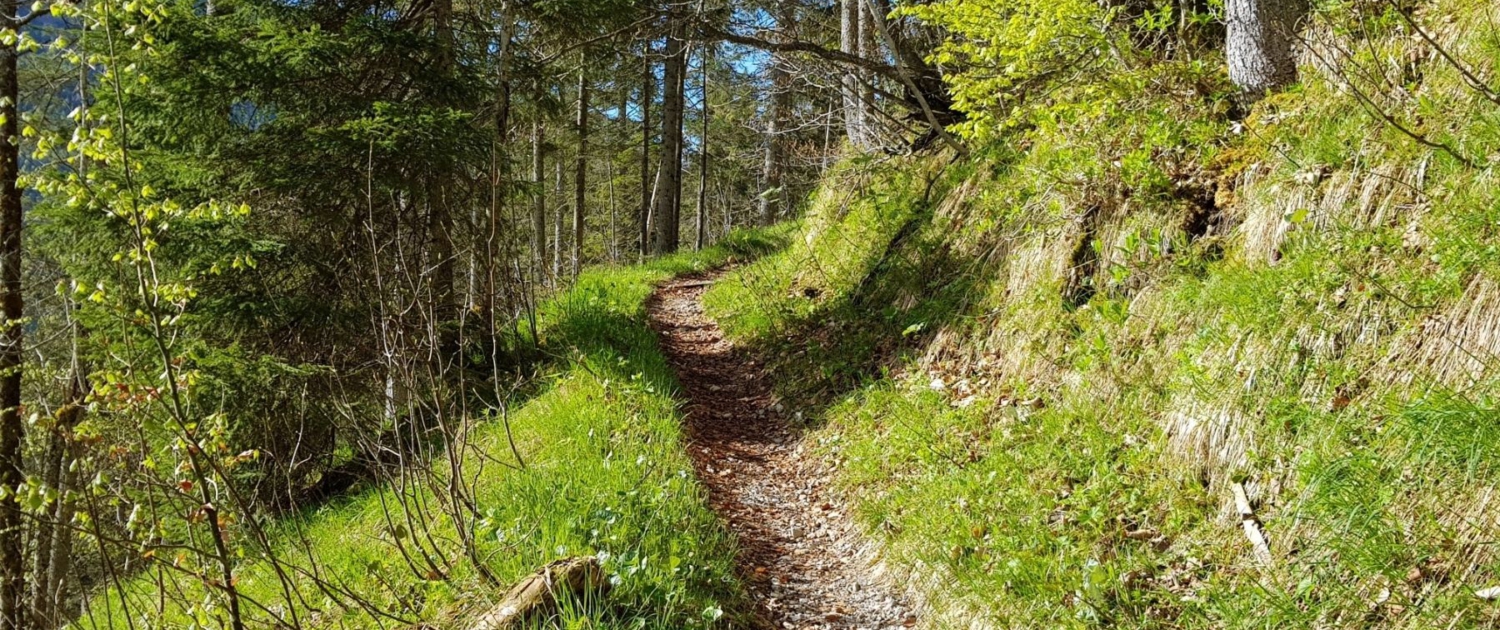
[76,227,792,630]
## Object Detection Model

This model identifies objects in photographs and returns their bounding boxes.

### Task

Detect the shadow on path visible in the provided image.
[648,273,918,630]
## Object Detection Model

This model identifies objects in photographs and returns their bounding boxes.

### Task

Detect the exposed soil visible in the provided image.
[647,273,918,630]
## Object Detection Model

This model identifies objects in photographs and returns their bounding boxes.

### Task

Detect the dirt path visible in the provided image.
[647,273,918,630]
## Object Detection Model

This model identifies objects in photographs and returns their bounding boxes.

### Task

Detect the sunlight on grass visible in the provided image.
[75,228,791,630]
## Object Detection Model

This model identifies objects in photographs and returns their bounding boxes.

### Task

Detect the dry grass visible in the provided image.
[1389,274,1500,390]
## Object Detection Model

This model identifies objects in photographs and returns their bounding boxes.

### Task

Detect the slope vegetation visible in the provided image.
[704,4,1500,627]
[79,229,789,630]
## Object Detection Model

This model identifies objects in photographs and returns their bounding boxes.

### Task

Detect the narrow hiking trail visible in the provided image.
[647,274,918,630]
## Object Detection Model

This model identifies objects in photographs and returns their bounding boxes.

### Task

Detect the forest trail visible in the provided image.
[647,273,918,630]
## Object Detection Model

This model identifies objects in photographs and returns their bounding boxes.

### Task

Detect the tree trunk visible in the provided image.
[33,368,83,630]
[427,193,455,342]
[858,0,877,145]
[552,161,564,279]
[862,0,966,155]
[434,0,453,68]
[572,71,588,278]
[41,450,76,630]
[757,82,785,227]
[1225,0,1305,98]
[639,40,653,259]
[30,424,62,626]
[0,12,24,627]
[759,7,792,227]
[840,0,864,147]
[694,46,711,251]
[429,0,456,345]
[607,158,618,263]
[612,78,627,262]
[531,121,547,283]
[486,6,512,323]
[653,18,686,255]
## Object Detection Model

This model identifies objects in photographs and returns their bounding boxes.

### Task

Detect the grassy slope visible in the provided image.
[79,228,791,630]
[706,5,1500,629]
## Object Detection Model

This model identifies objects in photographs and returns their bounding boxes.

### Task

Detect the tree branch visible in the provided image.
[696,23,906,85]
[1391,2,1500,108]
[12,7,49,28]
[860,0,965,155]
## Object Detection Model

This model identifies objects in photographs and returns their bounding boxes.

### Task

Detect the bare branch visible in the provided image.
[1391,2,1500,108]
[696,23,906,85]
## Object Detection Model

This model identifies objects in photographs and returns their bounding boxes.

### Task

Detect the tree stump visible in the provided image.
[467,557,610,630]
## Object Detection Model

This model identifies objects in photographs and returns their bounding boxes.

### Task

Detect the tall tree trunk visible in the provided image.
[552,161,563,279]
[840,0,865,148]
[858,0,877,145]
[612,79,626,262]
[0,10,23,626]
[434,0,453,68]
[639,40,653,259]
[607,158,618,263]
[33,366,83,630]
[694,46,711,251]
[1225,0,1305,98]
[653,18,686,255]
[759,7,792,227]
[40,443,76,630]
[429,0,456,347]
[757,82,785,227]
[487,6,513,323]
[572,71,588,278]
[531,121,547,283]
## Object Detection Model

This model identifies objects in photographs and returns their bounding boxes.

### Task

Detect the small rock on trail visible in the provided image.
[647,273,918,630]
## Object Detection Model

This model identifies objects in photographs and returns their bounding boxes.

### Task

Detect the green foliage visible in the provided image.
[704,1,1500,620]
[82,227,790,629]
[899,0,1117,141]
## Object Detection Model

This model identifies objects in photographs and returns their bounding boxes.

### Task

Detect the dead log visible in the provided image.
[468,557,610,630]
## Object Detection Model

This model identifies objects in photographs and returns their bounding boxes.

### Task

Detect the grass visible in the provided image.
[75,226,793,630]
[77,1,1500,626]
[703,5,1500,625]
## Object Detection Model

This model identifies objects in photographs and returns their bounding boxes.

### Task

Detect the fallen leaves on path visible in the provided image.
[648,274,917,630]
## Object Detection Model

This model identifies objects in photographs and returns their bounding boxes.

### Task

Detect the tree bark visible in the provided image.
[572,71,588,278]
[858,0,877,145]
[486,6,512,323]
[639,40,653,259]
[429,0,456,342]
[1225,0,1305,98]
[0,8,24,625]
[612,77,627,262]
[531,121,547,283]
[552,161,564,279]
[33,368,84,630]
[758,73,786,227]
[840,0,865,147]
[759,6,792,226]
[695,46,711,251]
[653,18,687,255]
